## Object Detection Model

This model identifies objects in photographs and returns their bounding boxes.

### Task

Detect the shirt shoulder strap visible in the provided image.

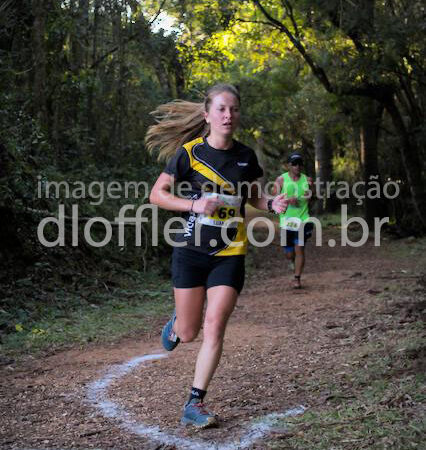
[182,138,236,194]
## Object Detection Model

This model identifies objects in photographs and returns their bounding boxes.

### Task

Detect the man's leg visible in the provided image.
[285,247,295,271]
[282,230,295,271]
[293,222,314,288]
[293,245,305,288]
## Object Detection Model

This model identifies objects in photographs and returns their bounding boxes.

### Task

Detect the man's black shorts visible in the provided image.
[281,221,314,252]
[171,247,245,293]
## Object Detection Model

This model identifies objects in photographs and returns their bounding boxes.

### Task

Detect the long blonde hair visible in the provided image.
[145,83,241,160]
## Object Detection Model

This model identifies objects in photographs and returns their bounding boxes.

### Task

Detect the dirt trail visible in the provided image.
[0,229,421,449]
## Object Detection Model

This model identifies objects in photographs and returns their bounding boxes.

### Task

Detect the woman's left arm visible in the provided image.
[247,182,288,214]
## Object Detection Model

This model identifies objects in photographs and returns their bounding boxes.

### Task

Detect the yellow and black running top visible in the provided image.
[164,137,263,256]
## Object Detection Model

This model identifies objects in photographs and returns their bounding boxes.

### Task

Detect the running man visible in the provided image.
[273,152,314,289]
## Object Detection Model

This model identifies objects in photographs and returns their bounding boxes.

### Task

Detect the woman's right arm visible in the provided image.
[149,172,193,212]
[149,172,221,215]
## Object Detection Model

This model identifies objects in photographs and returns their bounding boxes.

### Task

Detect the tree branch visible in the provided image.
[90,0,168,70]
[251,1,397,103]
[252,0,333,93]
[234,18,281,29]
[147,0,168,26]
[325,3,365,53]
[282,0,300,39]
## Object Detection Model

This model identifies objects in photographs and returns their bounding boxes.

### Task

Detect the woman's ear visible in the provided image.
[204,111,209,123]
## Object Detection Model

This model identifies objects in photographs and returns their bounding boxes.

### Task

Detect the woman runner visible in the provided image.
[147,83,288,428]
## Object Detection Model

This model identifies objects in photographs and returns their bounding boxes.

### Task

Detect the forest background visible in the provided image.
[0,0,425,353]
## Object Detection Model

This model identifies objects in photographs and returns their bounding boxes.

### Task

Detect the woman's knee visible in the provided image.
[203,319,226,344]
[177,325,200,343]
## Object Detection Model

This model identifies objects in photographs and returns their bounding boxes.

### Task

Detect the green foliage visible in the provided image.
[167,0,425,228]
[1,268,173,356]
[0,0,181,274]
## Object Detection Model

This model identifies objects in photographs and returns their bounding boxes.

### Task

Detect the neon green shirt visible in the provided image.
[280,172,310,229]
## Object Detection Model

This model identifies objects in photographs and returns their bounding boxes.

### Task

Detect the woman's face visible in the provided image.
[204,91,240,137]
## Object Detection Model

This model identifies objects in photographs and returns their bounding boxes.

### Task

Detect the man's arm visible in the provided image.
[305,176,316,204]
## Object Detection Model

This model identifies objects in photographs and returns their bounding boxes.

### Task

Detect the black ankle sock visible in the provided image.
[189,387,207,403]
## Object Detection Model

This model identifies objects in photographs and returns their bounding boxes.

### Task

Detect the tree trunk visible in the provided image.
[112,3,125,154]
[314,129,333,214]
[31,0,48,132]
[383,95,426,231]
[359,98,387,227]
[71,0,89,70]
[154,59,172,98]
[172,51,185,97]
[87,0,100,155]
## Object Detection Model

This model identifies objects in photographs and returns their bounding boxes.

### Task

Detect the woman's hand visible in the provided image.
[272,193,289,213]
[192,196,223,215]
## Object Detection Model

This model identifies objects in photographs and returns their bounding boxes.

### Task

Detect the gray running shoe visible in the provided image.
[181,398,217,428]
[161,311,180,351]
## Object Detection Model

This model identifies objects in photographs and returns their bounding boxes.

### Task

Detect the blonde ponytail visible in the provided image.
[145,83,241,161]
[145,100,207,161]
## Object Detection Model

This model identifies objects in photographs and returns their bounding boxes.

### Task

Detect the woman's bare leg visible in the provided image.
[173,287,205,343]
[192,285,238,390]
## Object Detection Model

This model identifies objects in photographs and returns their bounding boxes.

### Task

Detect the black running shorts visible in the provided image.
[171,247,245,293]
[281,221,314,252]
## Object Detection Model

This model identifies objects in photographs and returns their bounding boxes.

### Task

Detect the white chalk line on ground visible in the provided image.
[86,353,306,450]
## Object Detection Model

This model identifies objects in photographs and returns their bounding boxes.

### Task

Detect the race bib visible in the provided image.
[281,217,303,231]
[197,193,242,228]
